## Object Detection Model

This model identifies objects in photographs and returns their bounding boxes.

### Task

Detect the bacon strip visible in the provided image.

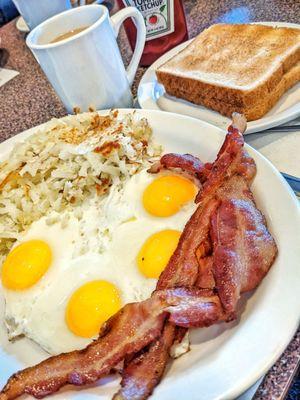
[114,286,223,400]
[115,195,220,400]
[0,288,225,400]
[196,256,215,289]
[211,175,278,316]
[148,153,205,181]
[115,116,249,398]
[158,197,220,289]
[0,114,278,400]
[113,114,254,399]
[0,299,167,400]
[231,112,247,134]
[113,324,176,400]
[165,289,223,328]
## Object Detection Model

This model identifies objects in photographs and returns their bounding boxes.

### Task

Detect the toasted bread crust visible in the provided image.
[156,24,300,121]
[157,61,300,120]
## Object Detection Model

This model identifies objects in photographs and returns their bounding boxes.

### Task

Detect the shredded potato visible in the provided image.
[0,111,161,260]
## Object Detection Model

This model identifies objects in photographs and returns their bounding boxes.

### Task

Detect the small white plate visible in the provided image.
[138,22,300,134]
[0,109,299,400]
[16,16,30,33]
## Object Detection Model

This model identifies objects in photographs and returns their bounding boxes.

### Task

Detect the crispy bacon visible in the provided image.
[195,237,215,290]
[148,153,205,178]
[200,117,254,195]
[113,323,176,400]
[230,112,247,134]
[0,114,278,400]
[211,175,277,316]
[116,195,221,399]
[115,195,219,400]
[115,116,249,398]
[158,197,220,290]
[165,289,223,328]
[196,256,215,289]
[0,299,167,400]
[116,113,268,399]
[0,288,226,400]
[196,132,244,203]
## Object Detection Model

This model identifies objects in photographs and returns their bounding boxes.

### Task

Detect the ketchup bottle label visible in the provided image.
[122,0,175,41]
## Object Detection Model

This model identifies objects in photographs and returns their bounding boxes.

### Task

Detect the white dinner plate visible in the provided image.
[0,109,299,400]
[138,22,300,134]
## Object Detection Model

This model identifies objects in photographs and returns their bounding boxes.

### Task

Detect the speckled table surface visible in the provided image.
[0,0,299,399]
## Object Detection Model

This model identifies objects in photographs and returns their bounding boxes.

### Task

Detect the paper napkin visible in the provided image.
[0,68,19,88]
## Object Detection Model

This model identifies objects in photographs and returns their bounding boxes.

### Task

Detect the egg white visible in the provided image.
[3,214,81,339]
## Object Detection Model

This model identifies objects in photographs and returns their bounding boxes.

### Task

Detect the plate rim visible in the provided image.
[0,108,299,400]
[138,21,300,134]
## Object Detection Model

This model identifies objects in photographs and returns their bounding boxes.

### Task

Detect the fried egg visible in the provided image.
[143,174,197,217]
[1,169,197,354]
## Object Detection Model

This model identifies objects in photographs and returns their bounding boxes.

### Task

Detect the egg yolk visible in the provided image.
[1,240,52,290]
[142,175,197,217]
[137,230,181,279]
[66,280,121,338]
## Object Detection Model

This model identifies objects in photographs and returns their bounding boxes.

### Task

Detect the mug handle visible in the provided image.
[111,7,146,86]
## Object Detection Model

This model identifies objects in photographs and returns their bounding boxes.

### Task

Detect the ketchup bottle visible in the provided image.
[117,0,188,66]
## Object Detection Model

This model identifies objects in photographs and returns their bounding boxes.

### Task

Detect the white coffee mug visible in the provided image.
[12,0,72,30]
[26,5,146,113]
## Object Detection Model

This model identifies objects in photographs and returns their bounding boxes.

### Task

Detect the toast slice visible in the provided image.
[156,24,300,121]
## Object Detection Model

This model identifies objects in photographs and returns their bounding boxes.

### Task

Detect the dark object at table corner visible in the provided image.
[0,48,9,67]
[0,0,18,27]
[286,369,300,400]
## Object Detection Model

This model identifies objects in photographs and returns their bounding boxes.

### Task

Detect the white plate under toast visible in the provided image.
[138,22,300,134]
[0,110,299,400]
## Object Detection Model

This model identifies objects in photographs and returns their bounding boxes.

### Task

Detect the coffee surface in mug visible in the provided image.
[50,26,90,43]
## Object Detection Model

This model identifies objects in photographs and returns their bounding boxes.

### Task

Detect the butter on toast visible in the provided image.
[156,24,300,121]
